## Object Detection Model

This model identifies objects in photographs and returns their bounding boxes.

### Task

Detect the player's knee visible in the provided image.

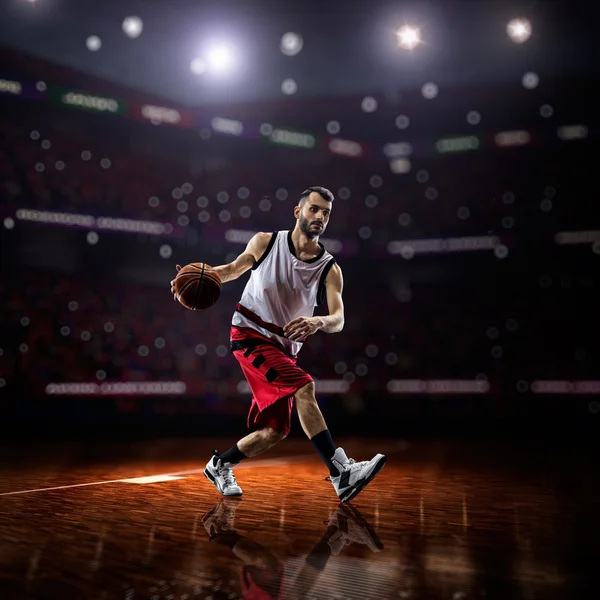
[262,427,286,445]
[295,381,316,405]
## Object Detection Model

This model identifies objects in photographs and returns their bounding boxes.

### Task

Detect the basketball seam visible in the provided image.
[187,263,205,272]
[178,277,199,304]
[192,262,206,310]
[202,275,221,286]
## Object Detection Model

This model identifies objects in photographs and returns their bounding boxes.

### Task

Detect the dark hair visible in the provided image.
[299,186,334,206]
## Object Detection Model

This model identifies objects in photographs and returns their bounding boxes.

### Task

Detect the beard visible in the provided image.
[299,215,324,239]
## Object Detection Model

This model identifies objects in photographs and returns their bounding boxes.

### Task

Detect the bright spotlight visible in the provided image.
[122,16,143,39]
[207,45,235,72]
[397,26,420,50]
[507,18,532,43]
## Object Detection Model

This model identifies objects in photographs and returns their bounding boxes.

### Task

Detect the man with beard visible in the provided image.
[172,186,386,502]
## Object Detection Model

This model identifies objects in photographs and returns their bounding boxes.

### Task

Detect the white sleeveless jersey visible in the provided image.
[232,230,336,356]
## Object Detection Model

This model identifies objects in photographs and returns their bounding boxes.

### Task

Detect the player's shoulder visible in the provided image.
[331,261,342,275]
[250,231,277,247]
[255,231,276,241]
[326,261,343,282]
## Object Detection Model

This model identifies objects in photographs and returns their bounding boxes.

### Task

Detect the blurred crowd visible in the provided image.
[0,94,597,400]
[1,263,598,398]
[2,96,591,249]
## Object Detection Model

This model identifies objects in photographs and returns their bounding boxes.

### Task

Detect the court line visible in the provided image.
[0,454,315,497]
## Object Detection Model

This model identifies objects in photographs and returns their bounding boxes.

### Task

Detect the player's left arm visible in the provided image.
[316,263,345,333]
[283,263,344,341]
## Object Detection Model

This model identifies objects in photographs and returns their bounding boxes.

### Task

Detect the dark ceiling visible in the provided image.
[0,0,597,108]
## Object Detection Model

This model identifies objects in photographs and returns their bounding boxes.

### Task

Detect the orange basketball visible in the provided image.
[174,263,222,310]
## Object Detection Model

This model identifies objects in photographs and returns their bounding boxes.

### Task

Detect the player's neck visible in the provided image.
[290,226,320,256]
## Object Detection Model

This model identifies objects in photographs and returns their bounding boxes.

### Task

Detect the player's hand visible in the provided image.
[283,316,322,342]
[170,264,182,301]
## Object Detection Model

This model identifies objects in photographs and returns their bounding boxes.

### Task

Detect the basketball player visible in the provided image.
[171,187,386,502]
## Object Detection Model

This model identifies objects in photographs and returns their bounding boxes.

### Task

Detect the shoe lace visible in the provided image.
[218,463,237,487]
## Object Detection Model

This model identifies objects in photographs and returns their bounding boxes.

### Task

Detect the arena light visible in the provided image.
[397,26,421,50]
[1,81,24,96]
[557,125,588,140]
[206,44,236,73]
[45,381,187,396]
[435,136,479,153]
[122,16,143,39]
[86,35,102,51]
[421,82,439,99]
[507,18,532,43]
[531,380,600,394]
[270,129,315,149]
[211,117,244,135]
[280,32,303,56]
[387,380,490,394]
[329,138,364,158]
[494,130,531,147]
[387,235,501,255]
[522,71,539,89]
[15,208,171,235]
[554,230,600,245]
[389,158,411,174]
[383,142,413,158]
[281,78,297,95]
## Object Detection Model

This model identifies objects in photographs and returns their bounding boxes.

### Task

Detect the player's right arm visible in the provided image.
[210,232,272,283]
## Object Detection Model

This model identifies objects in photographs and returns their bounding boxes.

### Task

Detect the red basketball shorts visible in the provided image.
[230,326,313,436]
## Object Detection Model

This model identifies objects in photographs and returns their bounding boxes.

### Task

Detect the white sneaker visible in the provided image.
[203,452,243,496]
[327,504,384,554]
[202,498,242,540]
[329,447,386,503]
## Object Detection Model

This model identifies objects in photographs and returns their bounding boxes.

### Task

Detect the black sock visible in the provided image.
[310,430,339,477]
[305,527,336,571]
[219,444,248,465]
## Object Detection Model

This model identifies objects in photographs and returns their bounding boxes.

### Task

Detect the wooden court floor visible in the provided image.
[0,437,597,599]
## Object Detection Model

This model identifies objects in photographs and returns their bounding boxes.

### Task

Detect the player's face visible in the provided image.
[296,194,331,239]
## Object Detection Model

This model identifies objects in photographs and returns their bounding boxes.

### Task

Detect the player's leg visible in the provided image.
[216,393,292,462]
[205,428,283,495]
[294,381,387,503]
[215,425,285,470]
[204,397,292,496]
[237,426,286,457]
[294,381,338,475]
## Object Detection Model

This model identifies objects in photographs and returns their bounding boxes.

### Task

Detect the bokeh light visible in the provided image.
[281,78,297,95]
[122,16,143,39]
[86,35,102,51]
[280,32,303,56]
[522,72,539,89]
[507,18,532,43]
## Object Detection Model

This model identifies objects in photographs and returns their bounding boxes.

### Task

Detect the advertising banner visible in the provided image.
[51,86,126,115]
